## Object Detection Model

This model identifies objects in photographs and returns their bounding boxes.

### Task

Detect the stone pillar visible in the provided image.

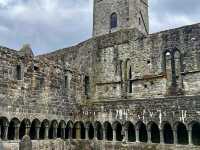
[113,129,116,142]
[0,125,2,140]
[44,126,49,139]
[85,127,89,140]
[35,127,40,140]
[136,128,139,142]
[25,125,30,136]
[94,127,97,140]
[160,129,164,144]
[123,128,128,142]
[147,129,152,144]
[14,125,20,140]
[76,124,81,139]
[61,127,65,139]
[173,129,177,144]
[53,127,57,139]
[4,125,8,140]
[103,128,106,140]
[188,129,193,145]
[68,128,72,139]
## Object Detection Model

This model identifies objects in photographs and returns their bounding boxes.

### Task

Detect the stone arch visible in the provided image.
[162,122,174,144]
[30,119,41,140]
[104,122,113,141]
[66,120,73,139]
[174,122,188,145]
[148,121,160,143]
[39,119,49,139]
[136,121,147,142]
[8,118,20,140]
[112,121,123,141]
[49,120,58,139]
[86,122,94,140]
[124,121,135,142]
[189,121,200,145]
[72,121,85,139]
[94,121,103,140]
[57,120,66,139]
[110,12,117,29]
[19,119,31,139]
[0,117,9,140]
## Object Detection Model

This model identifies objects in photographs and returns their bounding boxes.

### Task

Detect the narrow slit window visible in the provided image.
[110,13,117,29]
[85,76,90,97]
[16,65,22,80]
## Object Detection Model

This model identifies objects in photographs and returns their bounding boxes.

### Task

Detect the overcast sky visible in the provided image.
[0,0,199,55]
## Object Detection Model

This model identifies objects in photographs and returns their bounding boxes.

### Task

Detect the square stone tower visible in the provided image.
[93,0,149,37]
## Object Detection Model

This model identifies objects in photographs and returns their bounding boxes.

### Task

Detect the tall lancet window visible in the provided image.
[110,13,117,29]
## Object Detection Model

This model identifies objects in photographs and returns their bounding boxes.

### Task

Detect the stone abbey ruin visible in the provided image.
[1,0,200,149]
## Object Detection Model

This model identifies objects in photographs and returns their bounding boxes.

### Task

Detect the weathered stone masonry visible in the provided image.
[1,0,200,149]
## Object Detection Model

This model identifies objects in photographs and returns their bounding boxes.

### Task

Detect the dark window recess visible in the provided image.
[85,76,90,97]
[110,13,117,29]
[16,65,22,80]
[128,67,132,93]
[35,77,44,90]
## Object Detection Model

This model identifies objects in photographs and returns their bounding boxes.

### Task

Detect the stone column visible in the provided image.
[188,129,193,145]
[44,126,49,139]
[4,125,8,140]
[136,128,139,142]
[61,127,65,139]
[123,128,128,142]
[53,127,57,139]
[14,125,20,140]
[173,129,177,144]
[85,127,89,140]
[160,129,164,144]
[147,129,152,144]
[68,128,72,139]
[76,124,81,139]
[94,127,97,140]
[0,125,2,140]
[113,129,116,142]
[25,125,30,136]
[35,126,40,140]
[103,128,106,140]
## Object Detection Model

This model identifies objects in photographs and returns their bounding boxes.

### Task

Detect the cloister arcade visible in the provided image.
[0,117,200,146]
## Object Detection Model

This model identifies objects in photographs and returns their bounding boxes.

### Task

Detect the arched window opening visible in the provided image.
[192,122,200,145]
[126,122,135,142]
[84,76,90,98]
[88,123,94,140]
[138,122,148,142]
[174,50,182,89]
[177,122,188,145]
[150,122,160,143]
[104,122,113,141]
[163,123,174,144]
[39,120,49,140]
[65,121,73,139]
[95,122,103,140]
[19,119,30,139]
[110,13,117,29]
[49,120,58,139]
[72,122,85,139]
[164,51,173,87]
[57,121,66,139]
[30,119,40,140]
[114,122,123,141]
[128,66,133,93]
[0,117,9,140]
[8,118,20,140]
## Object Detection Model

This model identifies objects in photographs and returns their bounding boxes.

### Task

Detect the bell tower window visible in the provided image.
[110,13,117,29]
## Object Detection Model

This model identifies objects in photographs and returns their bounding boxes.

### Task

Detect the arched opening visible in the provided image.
[192,122,200,145]
[8,118,20,140]
[176,122,188,145]
[150,122,160,143]
[113,122,123,141]
[72,122,85,139]
[95,122,103,140]
[163,123,174,144]
[138,122,147,142]
[104,122,113,141]
[65,121,73,139]
[49,120,58,139]
[39,120,49,139]
[57,121,66,139]
[0,117,9,140]
[19,119,30,139]
[30,119,40,140]
[125,121,135,142]
[110,13,117,29]
[87,123,94,140]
